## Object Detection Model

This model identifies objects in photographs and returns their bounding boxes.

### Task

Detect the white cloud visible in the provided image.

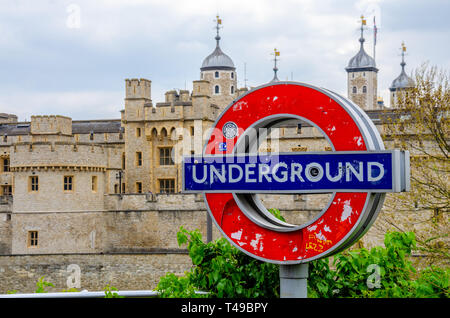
[0,90,123,121]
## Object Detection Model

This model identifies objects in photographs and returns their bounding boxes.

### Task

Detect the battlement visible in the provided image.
[165,90,191,103]
[30,115,72,136]
[125,78,151,100]
[0,113,18,124]
[192,80,211,97]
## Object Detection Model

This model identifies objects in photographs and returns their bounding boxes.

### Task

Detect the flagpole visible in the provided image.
[373,16,377,63]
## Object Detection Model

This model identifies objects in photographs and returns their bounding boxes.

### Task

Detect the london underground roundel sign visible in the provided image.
[183,82,410,264]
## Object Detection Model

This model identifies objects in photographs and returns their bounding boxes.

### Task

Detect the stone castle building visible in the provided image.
[0,16,424,292]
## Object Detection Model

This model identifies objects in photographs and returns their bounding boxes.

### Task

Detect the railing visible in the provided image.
[0,290,157,298]
[0,290,209,298]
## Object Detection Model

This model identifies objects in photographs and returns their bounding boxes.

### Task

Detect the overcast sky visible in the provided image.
[0,0,449,121]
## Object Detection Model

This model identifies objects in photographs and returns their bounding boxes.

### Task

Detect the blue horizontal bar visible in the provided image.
[183,152,394,193]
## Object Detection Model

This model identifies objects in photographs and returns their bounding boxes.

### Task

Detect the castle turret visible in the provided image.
[346,15,379,110]
[200,15,237,112]
[389,42,415,108]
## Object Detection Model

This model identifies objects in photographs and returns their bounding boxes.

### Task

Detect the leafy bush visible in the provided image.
[156,228,449,298]
[156,226,279,298]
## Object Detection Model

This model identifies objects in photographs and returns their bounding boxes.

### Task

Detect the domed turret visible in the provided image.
[199,15,237,113]
[390,43,415,108]
[200,16,235,71]
[345,16,377,72]
[201,44,235,71]
[345,15,379,110]
[390,43,415,90]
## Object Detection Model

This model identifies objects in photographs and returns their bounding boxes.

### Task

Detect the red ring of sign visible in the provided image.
[204,83,369,263]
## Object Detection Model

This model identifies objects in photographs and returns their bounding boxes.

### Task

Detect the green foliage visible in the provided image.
[267,208,286,222]
[61,288,79,292]
[158,228,449,298]
[308,231,449,298]
[35,276,54,293]
[104,284,124,298]
[157,226,280,298]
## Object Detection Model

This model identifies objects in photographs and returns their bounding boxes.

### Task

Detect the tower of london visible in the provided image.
[0,16,424,292]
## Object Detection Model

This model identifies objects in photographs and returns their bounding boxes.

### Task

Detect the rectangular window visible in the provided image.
[28,231,38,247]
[136,127,141,137]
[159,147,174,165]
[114,184,119,194]
[91,176,98,192]
[136,152,142,166]
[159,179,175,193]
[64,176,74,191]
[29,176,39,192]
[136,182,143,194]
[2,158,9,172]
[2,185,12,195]
[190,126,194,136]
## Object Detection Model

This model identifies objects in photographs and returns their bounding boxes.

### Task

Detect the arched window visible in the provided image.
[160,127,167,138]
[215,71,219,78]
[230,85,234,94]
[215,85,220,94]
[352,86,357,94]
[362,86,367,93]
[231,72,234,79]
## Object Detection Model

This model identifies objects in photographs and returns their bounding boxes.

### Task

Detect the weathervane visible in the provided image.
[214,14,222,46]
[271,48,280,82]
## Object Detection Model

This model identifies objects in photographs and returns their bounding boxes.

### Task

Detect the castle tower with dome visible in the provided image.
[389,42,415,108]
[200,15,238,112]
[346,15,379,110]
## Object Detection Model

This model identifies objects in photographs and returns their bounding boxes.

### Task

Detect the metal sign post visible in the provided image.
[182,82,410,298]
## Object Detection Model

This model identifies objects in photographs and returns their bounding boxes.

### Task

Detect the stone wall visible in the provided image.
[0,253,192,294]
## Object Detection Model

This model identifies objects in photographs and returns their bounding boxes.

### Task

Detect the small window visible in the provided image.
[297,123,302,134]
[121,183,126,193]
[136,182,143,194]
[214,85,220,94]
[159,147,174,166]
[29,176,39,192]
[64,176,74,191]
[190,126,194,136]
[231,72,234,79]
[362,86,367,93]
[91,176,98,193]
[136,127,141,137]
[214,71,219,78]
[159,179,175,193]
[28,231,38,247]
[352,86,357,94]
[136,152,142,166]
[3,158,9,172]
[2,185,12,195]
[230,85,234,94]
[114,184,119,194]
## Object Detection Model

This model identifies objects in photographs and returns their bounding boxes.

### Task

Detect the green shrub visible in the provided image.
[156,228,449,298]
